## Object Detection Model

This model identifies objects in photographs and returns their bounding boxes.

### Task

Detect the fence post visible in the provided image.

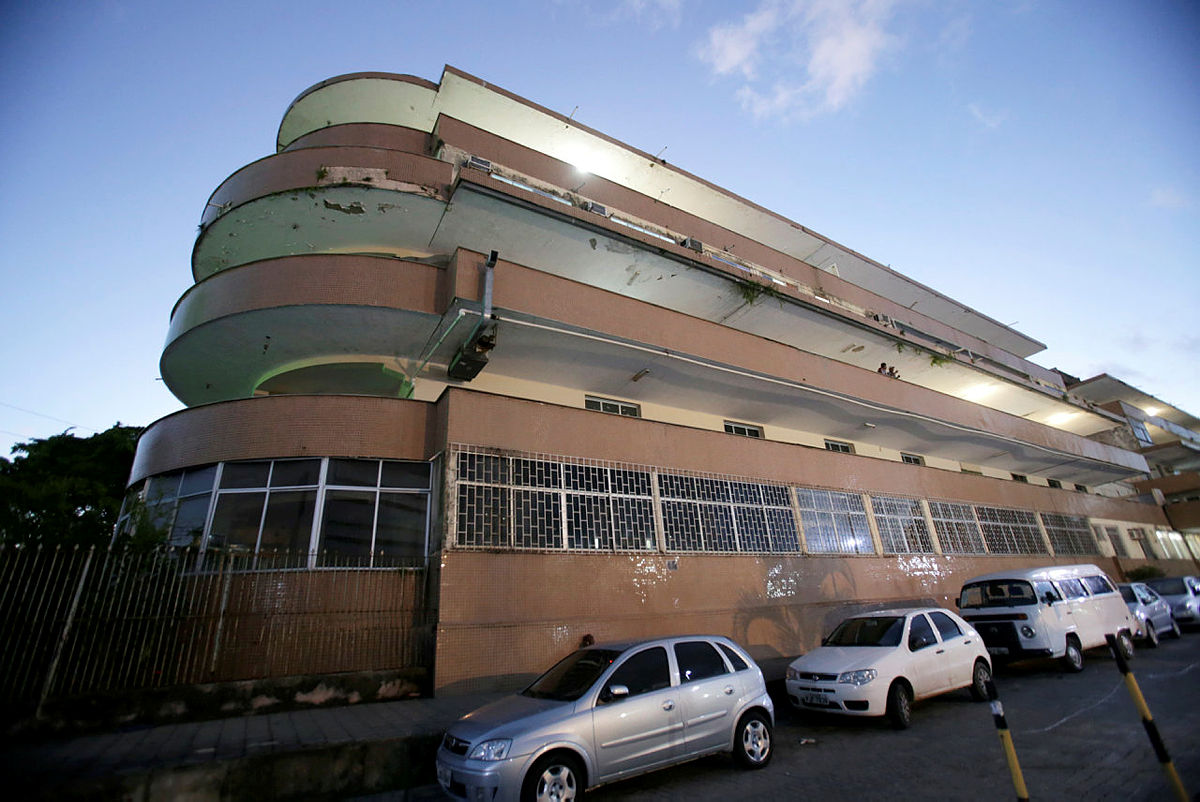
[209,549,234,676]
[35,545,96,720]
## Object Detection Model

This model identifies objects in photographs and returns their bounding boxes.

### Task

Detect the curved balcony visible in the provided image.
[162,255,449,406]
[194,146,453,279]
[130,394,437,484]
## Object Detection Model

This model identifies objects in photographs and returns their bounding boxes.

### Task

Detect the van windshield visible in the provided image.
[960,580,1037,609]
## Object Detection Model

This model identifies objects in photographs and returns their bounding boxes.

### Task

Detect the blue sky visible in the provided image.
[1,0,1196,460]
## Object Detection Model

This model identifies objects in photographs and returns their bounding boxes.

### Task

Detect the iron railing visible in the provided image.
[0,544,433,718]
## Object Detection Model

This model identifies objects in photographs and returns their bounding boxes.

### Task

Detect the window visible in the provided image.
[795,488,873,554]
[1058,578,1088,599]
[1011,473,1028,483]
[871,495,933,554]
[585,395,640,417]
[674,641,728,683]
[1047,479,1063,489]
[824,439,854,454]
[928,502,986,554]
[1074,484,1089,493]
[724,421,763,438]
[718,643,749,672]
[974,506,1047,555]
[1130,419,1153,447]
[929,611,963,641]
[1081,575,1115,595]
[1040,513,1098,556]
[900,453,924,466]
[908,614,936,651]
[606,647,671,697]
[1104,525,1128,558]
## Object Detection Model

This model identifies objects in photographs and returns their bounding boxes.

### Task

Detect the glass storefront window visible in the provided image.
[209,492,267,550]
[260,490,318,552]
[319,489,376,561]
[328,459,380,487]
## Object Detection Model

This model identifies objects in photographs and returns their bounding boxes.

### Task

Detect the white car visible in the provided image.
[785,608,992,728]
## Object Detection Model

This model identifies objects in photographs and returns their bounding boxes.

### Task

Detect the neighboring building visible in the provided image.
[1059,373,1200,556]
[126,67,1195,693]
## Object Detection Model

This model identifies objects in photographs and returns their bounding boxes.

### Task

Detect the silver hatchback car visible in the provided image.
[435,635,774,801]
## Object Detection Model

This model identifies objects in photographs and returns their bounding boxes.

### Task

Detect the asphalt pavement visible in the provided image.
[6,633,1199,800]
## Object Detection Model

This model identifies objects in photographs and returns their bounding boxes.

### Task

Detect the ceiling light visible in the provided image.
[959,383,998,402]
[1047,412,1076,426]
[1143,406,1160,417]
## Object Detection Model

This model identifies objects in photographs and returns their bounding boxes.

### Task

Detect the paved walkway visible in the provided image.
[5,692,502,800]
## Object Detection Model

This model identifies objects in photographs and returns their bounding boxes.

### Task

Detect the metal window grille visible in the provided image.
[974,506,1047,555]
[871,495,934,553]
[795,488,872,554]
[928,501,986,554]
[1040,514,1098,555]
[1103,525,1128,557]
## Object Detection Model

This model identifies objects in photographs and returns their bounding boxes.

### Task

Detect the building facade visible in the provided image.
[128,67,1197,693]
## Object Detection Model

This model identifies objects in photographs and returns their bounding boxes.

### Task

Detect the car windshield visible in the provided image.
[1119,586,1137,603]
[959,580,1037,608]
[521,648,623,701]
[824,616,905,647]
[1149,578,1186,595]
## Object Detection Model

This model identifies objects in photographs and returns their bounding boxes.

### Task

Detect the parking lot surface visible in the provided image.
[581,634,1200,801]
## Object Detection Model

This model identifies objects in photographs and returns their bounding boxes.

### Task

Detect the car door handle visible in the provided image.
[662,700,675,711]
[724,686,734,695]
[936,649,945,654]
[963,640,972,645]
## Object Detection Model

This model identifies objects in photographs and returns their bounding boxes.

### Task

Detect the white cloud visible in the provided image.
[1149,186,1189,209]
[968,102,1008,129]
[619,0,685,29]
[697,0,902,120]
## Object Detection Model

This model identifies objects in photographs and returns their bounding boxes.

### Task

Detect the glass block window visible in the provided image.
[1040,513,1098,556]
[871,495,933,553]
[974,506,1047,554]
[724,421,763,438]
[795,488,873,554]
[585,395,640,417]
[928,502,986,554]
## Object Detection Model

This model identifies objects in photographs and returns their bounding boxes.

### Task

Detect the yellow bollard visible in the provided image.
[1105,633,1188,802]
[985,679,1030,802]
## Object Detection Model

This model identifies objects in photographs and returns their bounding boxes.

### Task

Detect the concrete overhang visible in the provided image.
[189,165,1120,441]
[274,68,1047,359]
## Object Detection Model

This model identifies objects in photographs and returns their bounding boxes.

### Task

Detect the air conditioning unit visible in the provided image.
[680,237,703,252]
[466,155,493,172]
[582,201,607,216]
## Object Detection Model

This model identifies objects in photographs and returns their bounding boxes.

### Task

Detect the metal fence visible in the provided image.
[0,544,434,718]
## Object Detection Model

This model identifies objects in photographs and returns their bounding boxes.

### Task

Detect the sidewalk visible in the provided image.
[5,692,503,801]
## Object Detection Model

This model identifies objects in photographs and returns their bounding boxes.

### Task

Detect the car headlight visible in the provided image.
[786,666,800,680]
[468,739,512,761]
[837,669,877,686]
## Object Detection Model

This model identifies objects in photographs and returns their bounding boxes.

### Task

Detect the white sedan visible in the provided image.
[785,607,992,728]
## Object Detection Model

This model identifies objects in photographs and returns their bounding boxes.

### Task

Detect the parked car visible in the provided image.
[1119,582,1181,646]
[957,564,1135,672]
[784,607,991,729]
[1145,576,1200,629]
[435,635,774,802]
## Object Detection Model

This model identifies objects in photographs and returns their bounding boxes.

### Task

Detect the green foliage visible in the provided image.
[1124,565,1165,582]
[929,354,950,368]
[0,425,141,547]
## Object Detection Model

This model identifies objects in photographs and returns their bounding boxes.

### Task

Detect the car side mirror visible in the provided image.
[953,599,960,608]
[909,634,934,651]
[1043,593,1057,605]
[602,684,629,704]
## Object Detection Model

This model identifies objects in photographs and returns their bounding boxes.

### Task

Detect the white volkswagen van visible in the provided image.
[957,564,1135,672]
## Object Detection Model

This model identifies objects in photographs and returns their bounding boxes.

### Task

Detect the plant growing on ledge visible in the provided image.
[315,166,329,181]
[929,354,950,368]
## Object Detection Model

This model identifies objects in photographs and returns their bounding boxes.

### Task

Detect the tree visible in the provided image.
[0,425,141,546]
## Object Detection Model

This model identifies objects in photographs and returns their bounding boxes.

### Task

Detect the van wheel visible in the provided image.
[1060,636,1084,673]
[1169,617,1182,639]
[733,710,773,769]
[522,753,584,802]
[886,681,912,729]
[969,659,991,702]
[1144,620,1159,648]
[1117,631,1135,661]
